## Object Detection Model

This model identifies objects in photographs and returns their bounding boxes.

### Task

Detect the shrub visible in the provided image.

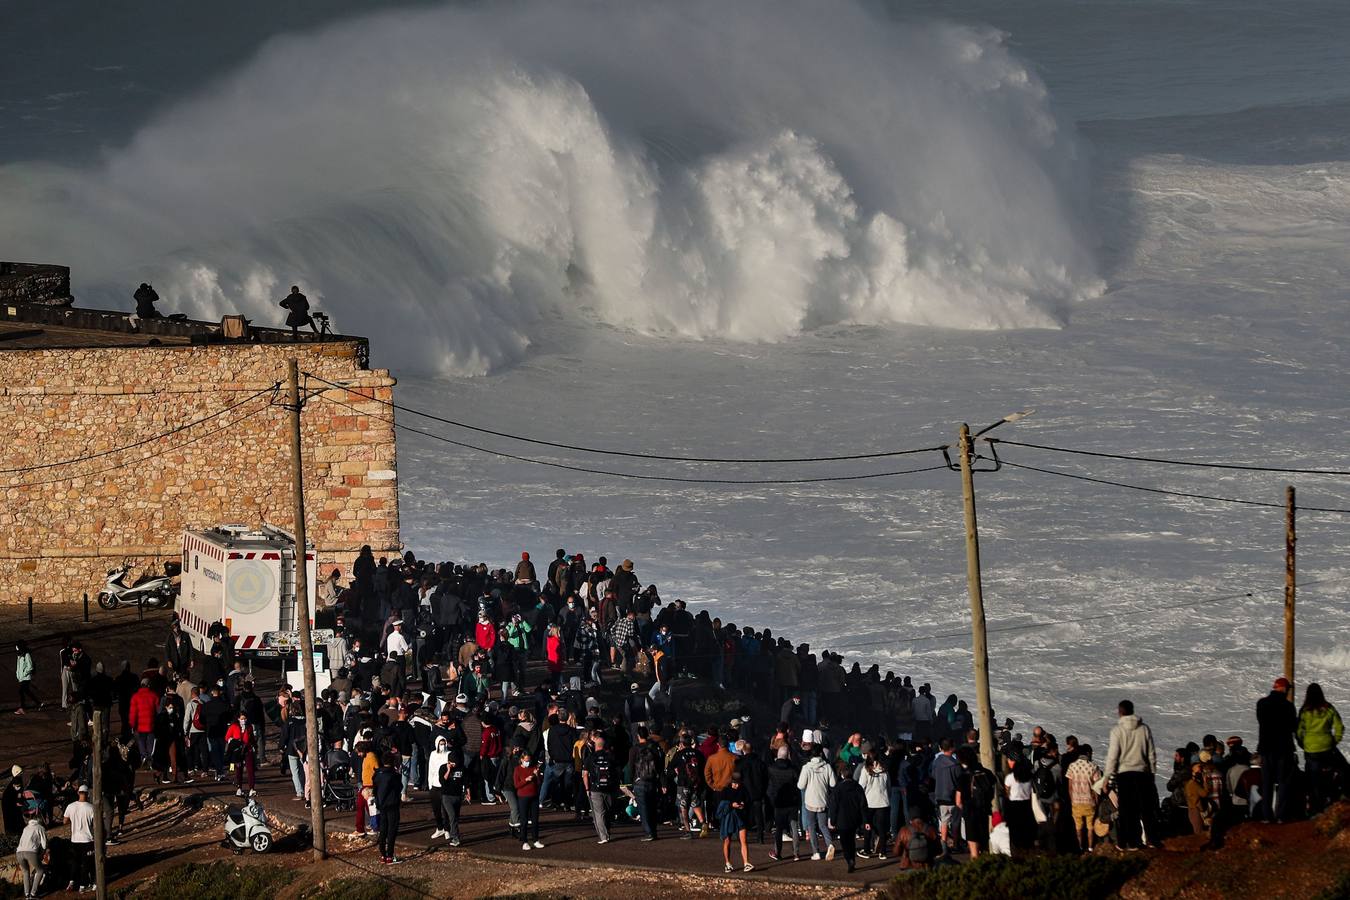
[130,862,295,900]
[887,853,1147,900]
[302,876,431,900]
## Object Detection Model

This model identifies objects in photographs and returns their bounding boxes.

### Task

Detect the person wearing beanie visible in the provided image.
[1256,676,1297,822]
[515,553,536,585]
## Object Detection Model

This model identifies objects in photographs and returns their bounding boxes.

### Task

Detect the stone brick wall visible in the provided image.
[0,262,72,306]
[1,341,400,602]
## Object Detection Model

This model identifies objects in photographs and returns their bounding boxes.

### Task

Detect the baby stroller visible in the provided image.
[323,763,357,811]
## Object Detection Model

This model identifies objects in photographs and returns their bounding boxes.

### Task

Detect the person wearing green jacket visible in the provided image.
[1296,683,1348,813]
[14,641,42,714]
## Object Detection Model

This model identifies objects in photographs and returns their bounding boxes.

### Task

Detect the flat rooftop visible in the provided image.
[0,302,368,365]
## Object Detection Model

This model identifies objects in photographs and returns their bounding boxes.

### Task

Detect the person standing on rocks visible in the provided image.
[1256,676,1298,822]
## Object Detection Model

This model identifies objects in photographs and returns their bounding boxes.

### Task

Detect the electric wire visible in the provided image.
[989,437,1350,477]
[3,397,276,489]
[998,458,1350,515]
[318,392,949,485]
[304,371,945,464]
[0,383,280,475]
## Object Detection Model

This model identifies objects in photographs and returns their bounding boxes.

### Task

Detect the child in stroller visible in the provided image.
[323,745,357,811]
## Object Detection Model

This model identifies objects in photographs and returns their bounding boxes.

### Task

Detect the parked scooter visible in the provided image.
[224,797,273,853]
[96,562,178,610]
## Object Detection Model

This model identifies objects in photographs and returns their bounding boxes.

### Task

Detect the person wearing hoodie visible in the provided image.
[797,747,837,861]
[1103,699,1159,850]
[828,761,868,873]
[855,751,891,859]
[428,736,452,839]
[1297,682,1348,814]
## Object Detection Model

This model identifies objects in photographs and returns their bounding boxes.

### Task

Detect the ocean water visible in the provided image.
[3,0,1349,756]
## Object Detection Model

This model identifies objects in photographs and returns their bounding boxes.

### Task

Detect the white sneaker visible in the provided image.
[533,840,545,849]
[825,844,835,861]
[811,852,821,861]
[431,829,445,839]
[522,842,532,851]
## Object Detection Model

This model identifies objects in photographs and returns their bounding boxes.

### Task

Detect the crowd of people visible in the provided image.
[6,545,1349,890]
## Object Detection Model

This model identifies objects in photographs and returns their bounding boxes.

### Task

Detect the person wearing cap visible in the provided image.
[63,784,95,892]
[1256,676,1298,822]
[386,619,411,658]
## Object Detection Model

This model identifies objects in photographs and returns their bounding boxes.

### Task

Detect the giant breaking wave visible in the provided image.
[0,0,1104,373]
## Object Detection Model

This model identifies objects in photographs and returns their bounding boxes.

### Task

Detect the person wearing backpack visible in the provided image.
[668,732,708,839]
[957,747,996,858]
[583,733,619,843]
[628,727,664,841]
[1031,743,1063,850]
[891,813,939,870]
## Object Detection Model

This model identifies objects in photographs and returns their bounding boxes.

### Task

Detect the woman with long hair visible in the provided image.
[1002,756,1037,851]
[1297,682,1348,813]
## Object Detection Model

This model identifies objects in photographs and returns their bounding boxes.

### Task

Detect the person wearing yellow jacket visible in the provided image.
[1296,683,1348,813]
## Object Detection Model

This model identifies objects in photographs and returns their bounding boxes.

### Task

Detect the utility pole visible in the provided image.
[286,359,327,860]
[1285,485,1296,699]
[92,709,106,900]
[957,423,999,789]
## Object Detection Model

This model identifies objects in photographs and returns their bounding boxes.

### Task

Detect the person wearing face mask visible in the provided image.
[223,711,258,796]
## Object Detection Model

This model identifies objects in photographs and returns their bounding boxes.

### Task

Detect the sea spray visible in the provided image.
[0,0,1103,373]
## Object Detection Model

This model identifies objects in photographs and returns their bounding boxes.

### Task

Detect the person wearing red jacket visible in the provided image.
[480,721,503,804]
[475,615,497,653]
[127,680,159,770]
[545,626,565,689]
[224,712,258,796]
[513,750,544,850]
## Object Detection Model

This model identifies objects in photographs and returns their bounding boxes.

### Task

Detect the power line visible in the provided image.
[0,383,280,475]
[989,437,1350,477]
[304,371,944,465]
[3,399,275,489]
[999,459,1350,515]
[320,393,948,485]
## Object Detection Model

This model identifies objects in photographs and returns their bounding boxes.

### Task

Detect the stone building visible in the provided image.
[0,281,400,603]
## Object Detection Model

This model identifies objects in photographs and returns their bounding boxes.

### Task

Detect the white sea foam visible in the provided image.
[0,0,1102,373]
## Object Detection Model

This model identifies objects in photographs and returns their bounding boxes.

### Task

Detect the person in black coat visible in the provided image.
[372,752,404,863]
[828,761,868,873]
[279,285,317,337]
[1256,676,1298,822]
[733,742,769,843]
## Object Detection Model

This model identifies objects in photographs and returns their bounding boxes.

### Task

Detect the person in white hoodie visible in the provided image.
[855,753,891,859]
[427,736,452,840]
[796,748,837,861]
[1103,699,1160,851]
[16,811,47,899]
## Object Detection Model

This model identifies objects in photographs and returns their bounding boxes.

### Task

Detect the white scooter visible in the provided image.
[224,797,273,853]
[96,562,177,610]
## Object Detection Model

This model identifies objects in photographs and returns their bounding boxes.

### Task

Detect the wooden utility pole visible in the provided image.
[92,709,107,900]
[286,359,327,860]
[1285,485,1296,699]
[957,424,999,791]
